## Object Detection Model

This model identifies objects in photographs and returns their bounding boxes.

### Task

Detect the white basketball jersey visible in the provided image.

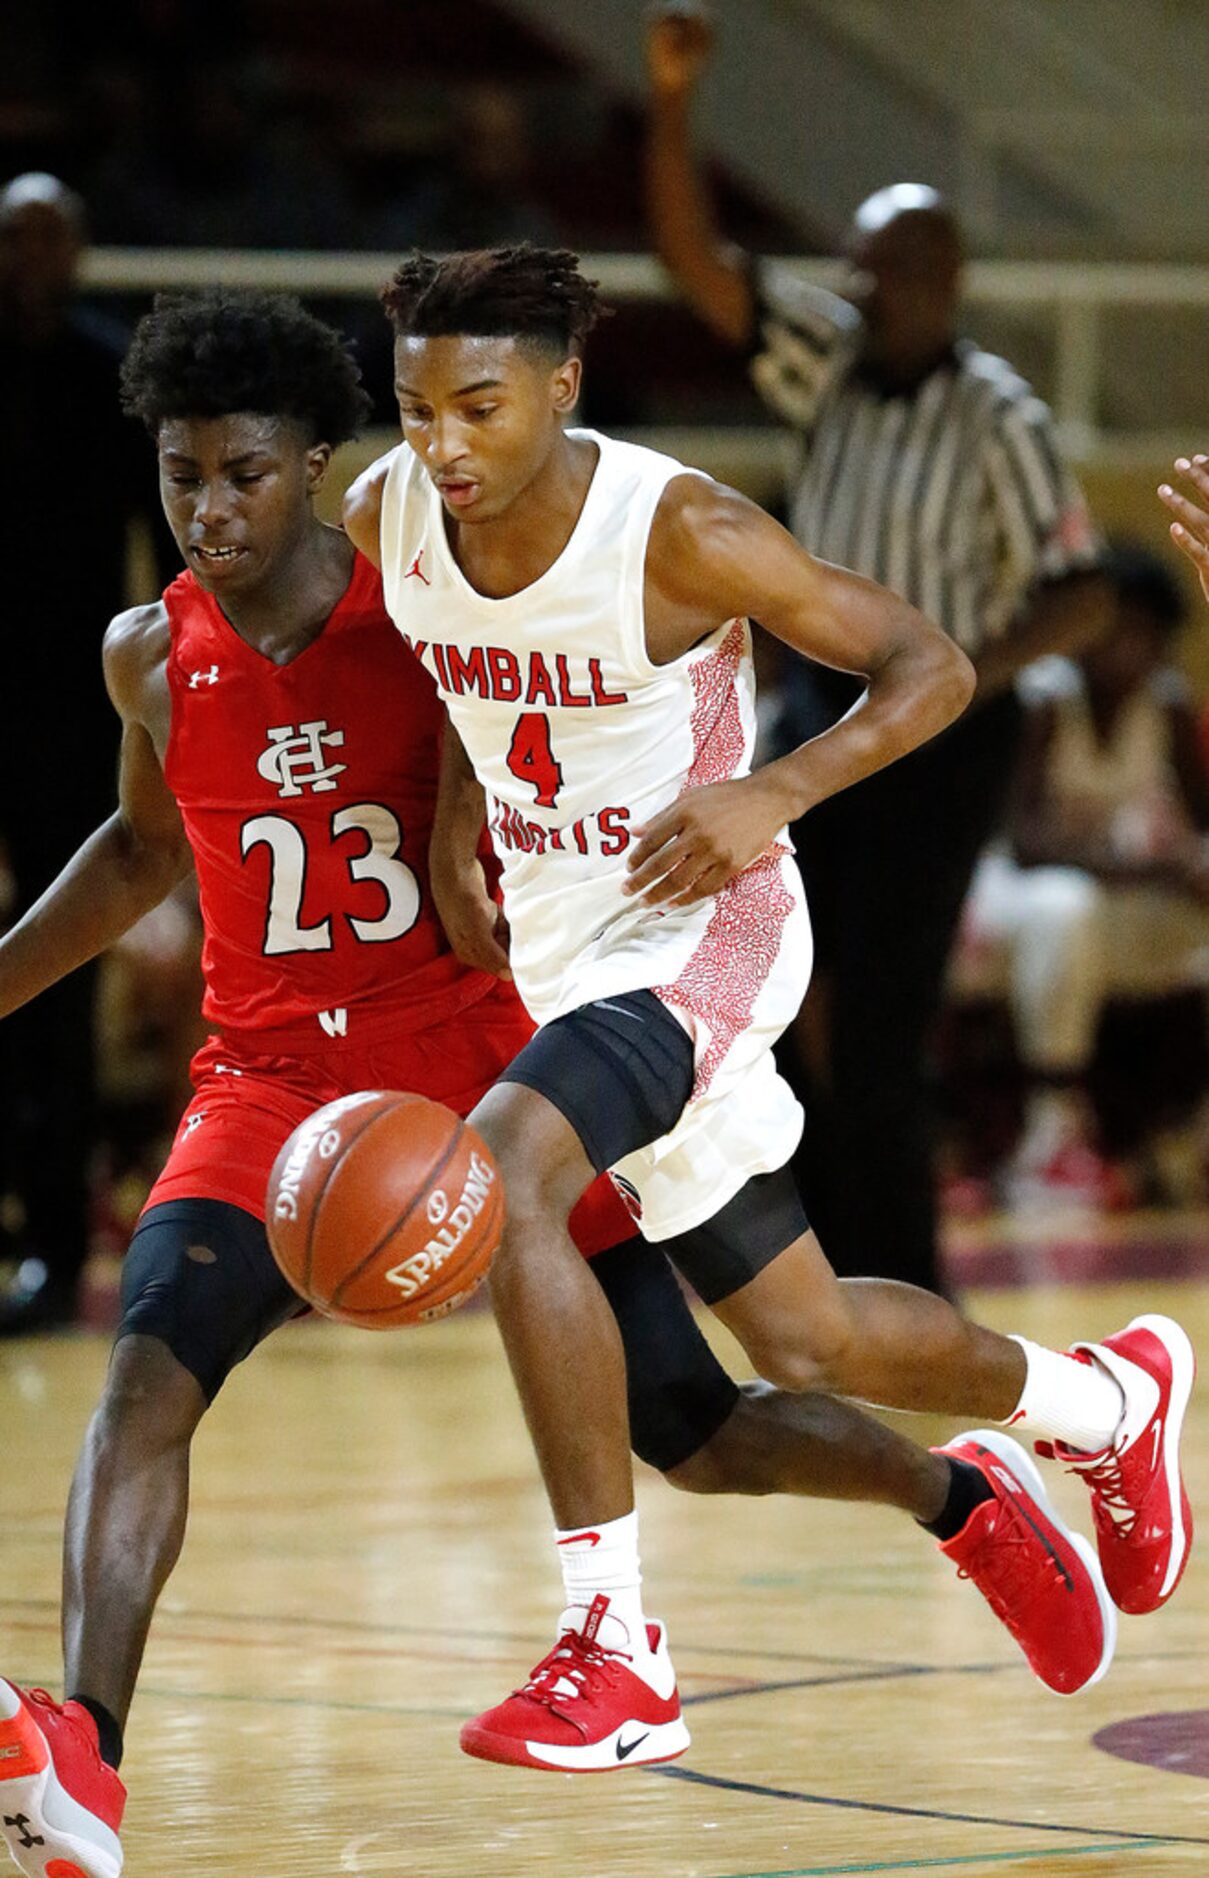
[382,429,798,1013]
[381,429,811,1237]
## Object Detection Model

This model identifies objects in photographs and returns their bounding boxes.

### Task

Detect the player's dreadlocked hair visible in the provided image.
[380,245,607,357]
[120,288,372,443]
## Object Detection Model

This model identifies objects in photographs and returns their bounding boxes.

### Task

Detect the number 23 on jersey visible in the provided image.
[240,803,420,955]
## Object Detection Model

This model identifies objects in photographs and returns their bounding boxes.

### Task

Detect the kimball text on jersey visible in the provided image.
[402,638,629,709]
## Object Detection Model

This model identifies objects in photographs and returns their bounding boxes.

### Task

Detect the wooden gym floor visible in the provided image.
[0,1267,1205,1877]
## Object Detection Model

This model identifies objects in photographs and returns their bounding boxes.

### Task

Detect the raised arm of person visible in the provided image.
[1159,454,1209,608]
[341,453,390,569]
[626,476,974,905]
[645,3,756,350]
[0,603,192,1018]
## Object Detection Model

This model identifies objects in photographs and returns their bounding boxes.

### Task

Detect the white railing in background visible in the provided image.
[82,249,1209,466]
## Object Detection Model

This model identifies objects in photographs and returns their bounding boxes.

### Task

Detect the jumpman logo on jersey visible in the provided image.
[404,551,431,586]
[189,665,220,688]
[256,721,348,798]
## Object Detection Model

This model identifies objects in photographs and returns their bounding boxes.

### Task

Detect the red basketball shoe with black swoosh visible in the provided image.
[934,1430,1117,1696]
[0,1683,124,1878]
[1035,1314,1195,1615]
[459,1594,690,1771]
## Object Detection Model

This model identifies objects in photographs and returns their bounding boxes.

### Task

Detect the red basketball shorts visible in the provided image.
[145,979,634,1257]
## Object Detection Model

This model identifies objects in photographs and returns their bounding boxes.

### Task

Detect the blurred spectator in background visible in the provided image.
[0,172,170,1331]
[362,82,562,252]
[957,546,1209,1206]
[645,6,1107,1293]
[86,61,351,249]
[344,80,565,420]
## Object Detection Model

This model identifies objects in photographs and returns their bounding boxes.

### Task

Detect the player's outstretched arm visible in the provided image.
[626,477,974,906]
[429,721,512,980]
[1160,455,1209,607]
[645,2,755,350]
[0,605,192,1019]
[342,455,391,569]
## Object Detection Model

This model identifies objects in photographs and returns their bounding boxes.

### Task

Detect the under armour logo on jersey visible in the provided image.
[189,665,220,688]
[184,1111,206,1136]
[404,551,430,585]
[257,721,347,798]
[317,1007,348,1038]
[3,1818,43,1850]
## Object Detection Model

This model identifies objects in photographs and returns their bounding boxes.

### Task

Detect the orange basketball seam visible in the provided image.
[401,1181,502,1316]
[301,1094,417,1296]
[328,1115,469,1311]
[329,1172,502,1319]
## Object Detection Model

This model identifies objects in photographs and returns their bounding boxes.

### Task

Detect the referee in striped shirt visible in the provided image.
[646,7,1108,1294]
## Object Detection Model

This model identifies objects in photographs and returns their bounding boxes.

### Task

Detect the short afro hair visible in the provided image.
[120,288,371,444]
[380,245,606,357]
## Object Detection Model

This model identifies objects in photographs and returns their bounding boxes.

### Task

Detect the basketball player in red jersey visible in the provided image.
[347,247,1194,1774]
[0,288,644,1878]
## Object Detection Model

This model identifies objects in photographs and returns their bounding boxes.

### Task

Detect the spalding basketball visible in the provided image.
[265,1090,503,1329]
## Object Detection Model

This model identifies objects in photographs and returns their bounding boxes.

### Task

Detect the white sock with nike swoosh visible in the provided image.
[555,1509,650,1656]
[1003,1336,1126,1453]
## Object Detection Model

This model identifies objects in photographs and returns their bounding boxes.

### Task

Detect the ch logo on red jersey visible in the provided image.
[404,551,430,585]
[256,721,348,798]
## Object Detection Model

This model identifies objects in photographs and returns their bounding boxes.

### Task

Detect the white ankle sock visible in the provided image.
[1004,1336,1125,1453]
[554,1510,648,1651]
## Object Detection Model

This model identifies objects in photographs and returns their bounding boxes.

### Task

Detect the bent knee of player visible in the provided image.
[472,1082,596,1232]
[658,1387,780,1495]
[98,1334,208,1452]
[662,1440,735,1495]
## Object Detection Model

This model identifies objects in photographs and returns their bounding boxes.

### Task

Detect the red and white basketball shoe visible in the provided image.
[934,1430,1116,1696]
[0,1683,124,1878]
[1036,1314,1195,1615]
[459,1594,690,1772]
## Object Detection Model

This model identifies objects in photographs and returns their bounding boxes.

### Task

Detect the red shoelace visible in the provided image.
[956,1497,1070,1628]
[514,1631,631,1735]
[1064,1448,1136,1533]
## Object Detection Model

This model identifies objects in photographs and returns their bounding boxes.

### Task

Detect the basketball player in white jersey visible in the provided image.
[346,246,1193,1773]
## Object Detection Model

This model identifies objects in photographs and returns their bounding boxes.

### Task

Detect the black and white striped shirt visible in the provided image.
[751,261,1100,656]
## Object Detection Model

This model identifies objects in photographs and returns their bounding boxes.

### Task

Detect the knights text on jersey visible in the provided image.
[162,550,496,1038]
[379,431,806,1033]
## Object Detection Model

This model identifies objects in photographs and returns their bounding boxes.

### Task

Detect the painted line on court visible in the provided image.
[714,1845,1170,1876]
[647,1765,1209,1847]
[0,1593,1193,1684]
[684,1667,926,1706]
[0,1594,946,1672]
[7,1669,469,1723]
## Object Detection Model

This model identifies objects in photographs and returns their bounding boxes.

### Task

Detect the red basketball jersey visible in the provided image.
[163,550,497,1037]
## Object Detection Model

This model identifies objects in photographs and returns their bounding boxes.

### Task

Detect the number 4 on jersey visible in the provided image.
[506,712,563,809]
